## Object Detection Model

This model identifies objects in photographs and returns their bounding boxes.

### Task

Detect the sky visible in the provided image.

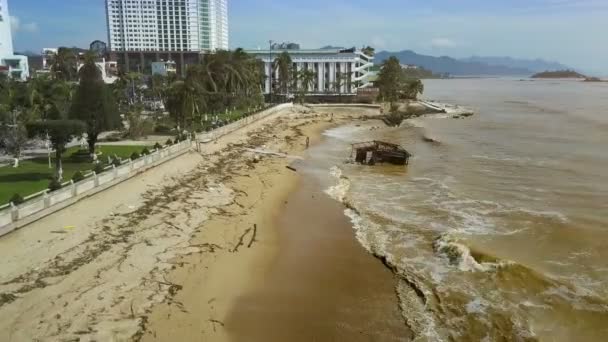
[7,0,608,73]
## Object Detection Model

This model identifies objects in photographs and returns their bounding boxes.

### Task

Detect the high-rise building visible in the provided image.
[0,0,14,58]
[105,0,229,53]
[0,0,29,80]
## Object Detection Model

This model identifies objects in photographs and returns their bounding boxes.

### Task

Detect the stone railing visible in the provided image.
[196,103,293,142]
[0,140,192,237]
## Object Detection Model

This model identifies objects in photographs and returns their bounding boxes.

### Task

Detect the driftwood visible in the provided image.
[232,228,252,252]
[232,224,258,252]
[286,166,297,172]
[244,148,303,160]
[248,224,257,248]
[209,319,225,332]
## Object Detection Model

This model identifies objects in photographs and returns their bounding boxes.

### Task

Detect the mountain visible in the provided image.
[459,56,571,73]
[375,50,533,76]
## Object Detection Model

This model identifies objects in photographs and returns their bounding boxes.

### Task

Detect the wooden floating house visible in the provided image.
[351,141,412,166]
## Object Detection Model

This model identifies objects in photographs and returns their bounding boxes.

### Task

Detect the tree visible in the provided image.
[163,49,265,131]
[404,79,424,100]
[0,78,34,167]
[69,53,121,156]
[274,51,293,95]
[26,76,84,180]
[124,72,145,106]
[50,47,78,82]
[165,76,202,131]
[148,74,169,104]
[377,57,404,105]
[377,56,425,104]
[27,120,85,180]
[295,69,316,102]
[362,46,375,57]
[125,105,153,139]
[0,112,28,167]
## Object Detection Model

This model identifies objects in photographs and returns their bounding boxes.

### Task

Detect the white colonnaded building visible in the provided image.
[0,0,29,80]
[246,46,375,95]
[105,0,228,52]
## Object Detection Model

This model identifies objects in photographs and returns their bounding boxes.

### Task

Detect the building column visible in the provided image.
[317,63,323,93]
[329,63,336,93]
[124,52,130,73]
[180,52,185,77]
[341,62,348,93]
[296,62,303,90]
[265,62,271,94]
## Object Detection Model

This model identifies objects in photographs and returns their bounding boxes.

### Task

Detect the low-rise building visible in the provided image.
[246,46,375,95]
[151,60,177,76]
[76,57,119,84]
[38,47,118,84]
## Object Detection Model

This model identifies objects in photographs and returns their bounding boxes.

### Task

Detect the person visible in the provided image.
[306,136,310,149]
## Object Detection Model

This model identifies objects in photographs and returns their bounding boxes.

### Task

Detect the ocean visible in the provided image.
[306,78,608,341]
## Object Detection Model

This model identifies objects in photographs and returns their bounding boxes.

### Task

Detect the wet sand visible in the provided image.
[226,173,411,341]
[144,107,410,341]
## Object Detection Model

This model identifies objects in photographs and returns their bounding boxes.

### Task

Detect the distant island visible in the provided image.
[531,70,586,79]
[583,77,606,82]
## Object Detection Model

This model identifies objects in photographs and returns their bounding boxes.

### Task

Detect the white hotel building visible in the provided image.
[105,0,228,52]
[0,0,29,80]
[246,48,375,95]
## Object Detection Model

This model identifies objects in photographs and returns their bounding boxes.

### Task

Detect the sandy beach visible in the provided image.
[0,105,409,341]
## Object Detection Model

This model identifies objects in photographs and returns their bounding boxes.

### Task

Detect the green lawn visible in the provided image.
[0,144,151,205]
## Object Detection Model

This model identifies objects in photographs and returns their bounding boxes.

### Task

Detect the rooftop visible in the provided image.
[246,47,364,55]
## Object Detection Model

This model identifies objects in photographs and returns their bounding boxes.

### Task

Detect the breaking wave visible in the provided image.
[323,165,607,341]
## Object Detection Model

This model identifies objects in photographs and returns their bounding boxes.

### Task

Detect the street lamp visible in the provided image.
[269,40,273,104]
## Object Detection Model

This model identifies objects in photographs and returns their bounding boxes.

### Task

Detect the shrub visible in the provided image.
[72,171,85,182]
[48,178,62,192]
[69,149,92,162]
[130,151,141,160]
[112,157,122,167]
[103,132,124,142]
[94,163,106,174]
[175,132,189,142]
[10,193,25,205]
[165,138,173,146]
[142,147,150,155]
[154,142,162,150]
[154,124,171,134]
[175,133,189,142]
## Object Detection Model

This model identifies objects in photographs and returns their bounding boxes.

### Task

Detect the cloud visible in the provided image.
[10,16,39,34]
[430,38,457,48]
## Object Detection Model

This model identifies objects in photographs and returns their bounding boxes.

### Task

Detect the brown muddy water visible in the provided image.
[304,78,608,341]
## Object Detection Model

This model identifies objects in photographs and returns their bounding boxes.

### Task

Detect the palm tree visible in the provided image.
[164,49,265,131]
[333,72,351,95]
[165,71,204,131]
[50,47,78,82]
[295,69,316,103]
[298,69,316,93]
[124,72,144,105]
[404,79,424,100]
[273,51,293,96]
